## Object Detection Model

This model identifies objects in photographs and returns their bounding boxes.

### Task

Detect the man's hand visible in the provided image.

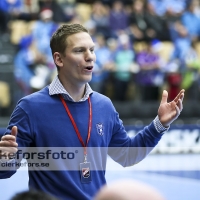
[158,89,185,127]
[0,126,18,159]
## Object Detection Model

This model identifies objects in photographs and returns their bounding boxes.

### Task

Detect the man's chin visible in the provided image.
[83,75,92,83]
[78,79,91,87]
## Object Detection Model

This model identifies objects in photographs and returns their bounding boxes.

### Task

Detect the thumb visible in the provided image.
[11,126,18,137]
[160,90,168,104]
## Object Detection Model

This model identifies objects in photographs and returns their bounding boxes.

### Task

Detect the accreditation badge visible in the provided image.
[80,162,92,183]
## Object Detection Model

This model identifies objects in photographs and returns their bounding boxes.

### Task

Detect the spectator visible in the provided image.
[129,0,155,42]
[148,0,186,17]
[16,0,40,21]
[14,34,52,98]
[32,8,58,69]
[165,21,190,101]
[148,0,168,17]
[109,0,129,38]
[58,0,77,22]
[169,21,191,70]
[84,19,98,41]
[192,0,200,18]
[136,40,165,101]
[181,40,200,101]
[14,34,35,96]
[0,0,22,34]
[181,0,200,41]
[90,1,110,39]
[149,0,186,35]
[164,65,182,102]
[165,0,186,23]
[38,0,67,22]
[113,33,137,101]
[89,34,113,94]
[0,0,39,31]
[104,37,118,98]
[166,0,186,15]
[145,1,170,41]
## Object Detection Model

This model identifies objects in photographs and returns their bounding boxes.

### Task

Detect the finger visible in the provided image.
[160,90,168,104]
[173,90,184,103]
[180,93,184,102]
[174,90,184,101]
[176,99,183,112]
[175,105,181,117]
[171,100,181,114]
[173,89,185,103]
[11,126,18,137]
[1,135,17,142]
[0,140,18,147]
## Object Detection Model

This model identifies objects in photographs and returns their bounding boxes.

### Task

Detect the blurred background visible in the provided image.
[0,0,200,199]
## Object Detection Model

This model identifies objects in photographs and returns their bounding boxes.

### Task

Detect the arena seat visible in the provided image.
[75,3,92,23]
[9,20,36,45]
[194,41,200,57]
[0,81,11,109]
[157,41,174,62]
[133,41,147,53]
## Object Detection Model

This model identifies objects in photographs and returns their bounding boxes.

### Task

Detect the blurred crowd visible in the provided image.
[1,0,200,103]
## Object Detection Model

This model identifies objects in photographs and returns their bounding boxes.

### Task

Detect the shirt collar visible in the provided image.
[49,76,93,102]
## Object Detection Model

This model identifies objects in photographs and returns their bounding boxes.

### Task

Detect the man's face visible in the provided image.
[58,32,96,86]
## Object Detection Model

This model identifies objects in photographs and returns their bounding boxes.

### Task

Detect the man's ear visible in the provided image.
[53,52,63,68]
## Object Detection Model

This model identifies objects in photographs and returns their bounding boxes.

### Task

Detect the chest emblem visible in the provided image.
[96,123,104,136]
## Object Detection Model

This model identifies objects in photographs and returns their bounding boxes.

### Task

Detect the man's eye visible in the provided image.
[75,49,83,53]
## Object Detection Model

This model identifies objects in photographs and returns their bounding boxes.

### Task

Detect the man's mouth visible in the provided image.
[85,66,93,71]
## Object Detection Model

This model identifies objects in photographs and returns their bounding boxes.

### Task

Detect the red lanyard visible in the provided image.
[59,94,92,156]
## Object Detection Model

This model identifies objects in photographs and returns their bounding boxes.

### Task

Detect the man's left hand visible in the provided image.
[158,89,185,127]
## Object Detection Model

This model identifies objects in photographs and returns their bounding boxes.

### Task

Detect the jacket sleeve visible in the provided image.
[108,109,163,167]
[0,102,33,179]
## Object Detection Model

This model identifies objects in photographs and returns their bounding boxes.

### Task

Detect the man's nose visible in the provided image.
[85,50,95,62]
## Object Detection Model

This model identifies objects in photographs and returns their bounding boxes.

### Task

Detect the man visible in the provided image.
[0,24,184,200]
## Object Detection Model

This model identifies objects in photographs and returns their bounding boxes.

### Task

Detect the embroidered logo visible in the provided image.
[96,123,104,136]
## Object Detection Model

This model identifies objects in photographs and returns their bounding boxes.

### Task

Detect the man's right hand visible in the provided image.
[0,126,18,159]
